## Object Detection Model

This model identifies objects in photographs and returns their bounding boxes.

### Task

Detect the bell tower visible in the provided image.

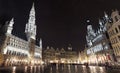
[25,3,36,40]
[6,18,14,35]
[25,3,36,65]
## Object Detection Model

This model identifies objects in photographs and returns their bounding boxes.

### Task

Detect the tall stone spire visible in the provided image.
[7,18,14,34]
[39,38,42,49]
[104,12,108,19]
[99,19,103,31]
[104,11,109,22]
[25,3,36,40]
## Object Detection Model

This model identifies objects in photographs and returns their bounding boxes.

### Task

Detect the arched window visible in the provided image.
[6,50,9,54]
[11,51,14,55]
[14,51,17,56]
[9,51,12,55]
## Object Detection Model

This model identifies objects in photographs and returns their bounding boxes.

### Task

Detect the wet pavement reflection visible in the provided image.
[0,64,120,73]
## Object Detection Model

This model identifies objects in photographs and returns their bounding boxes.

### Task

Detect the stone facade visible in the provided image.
[43,47,78,64]
[106,10,120,62]
[0,3,42,66]
[84,13,114,65]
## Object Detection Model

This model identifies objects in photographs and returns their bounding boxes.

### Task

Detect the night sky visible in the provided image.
[0,0,120,51]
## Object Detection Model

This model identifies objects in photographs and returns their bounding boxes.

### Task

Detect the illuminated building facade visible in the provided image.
[43,47,78,64]
[85,14,114,65]
[106,10,120,62]
[0,3,42,66]
[79,48,88,64]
